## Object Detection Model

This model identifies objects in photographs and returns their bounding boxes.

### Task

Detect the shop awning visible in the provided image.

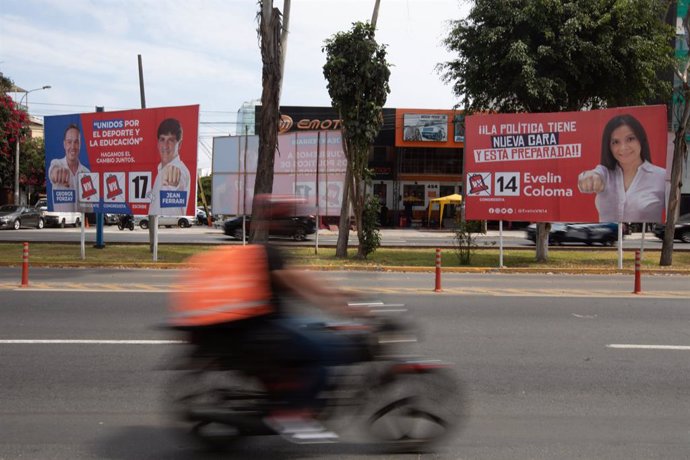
[427,193,462,228]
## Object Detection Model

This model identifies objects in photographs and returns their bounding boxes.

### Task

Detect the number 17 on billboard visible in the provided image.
[129,171,152,203]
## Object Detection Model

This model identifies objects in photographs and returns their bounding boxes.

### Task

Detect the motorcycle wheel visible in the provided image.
[363,368,465,452]
[128,222,134,231]
[117,222,123,231]
[165,360,269,451]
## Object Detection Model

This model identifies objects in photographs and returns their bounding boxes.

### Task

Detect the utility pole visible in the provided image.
[371,0,381,28]
[278,0,291,102]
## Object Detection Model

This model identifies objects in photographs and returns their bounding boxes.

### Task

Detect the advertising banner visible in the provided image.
[402,113,448,142]
[395,108,464,148]
[44,105,199,216]
[212,131,346,216]
[464,105,668,223]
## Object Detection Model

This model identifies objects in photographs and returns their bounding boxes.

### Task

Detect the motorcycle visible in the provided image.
[163,302,464,452]
[117,214,135,231]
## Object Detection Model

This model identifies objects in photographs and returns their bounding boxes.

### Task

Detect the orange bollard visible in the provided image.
[21,242,29,287]
[434,248,442,292]
[633,250,641,294]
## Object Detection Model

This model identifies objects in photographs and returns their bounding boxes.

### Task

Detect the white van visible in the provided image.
[35,198,82,228]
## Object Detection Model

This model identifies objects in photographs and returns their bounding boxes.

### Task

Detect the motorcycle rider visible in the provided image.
[170,194,365,443]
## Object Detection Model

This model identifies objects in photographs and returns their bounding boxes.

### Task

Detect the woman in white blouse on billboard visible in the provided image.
[577,114,666,223]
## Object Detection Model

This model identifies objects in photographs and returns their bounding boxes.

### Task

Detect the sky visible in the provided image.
[1,0,470,171]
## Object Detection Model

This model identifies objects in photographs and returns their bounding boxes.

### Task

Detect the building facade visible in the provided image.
[262,105,465,227]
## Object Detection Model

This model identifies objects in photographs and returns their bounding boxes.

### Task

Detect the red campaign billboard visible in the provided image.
[44,105,199,216]
[464,105,668,223]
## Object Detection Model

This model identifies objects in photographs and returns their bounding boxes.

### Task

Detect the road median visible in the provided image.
[1,242,689,275]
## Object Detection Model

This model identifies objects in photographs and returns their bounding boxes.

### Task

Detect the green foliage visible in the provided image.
[19,137,45,188]
[323,21,391,162]
[197,175,212,207]
[453,219,482,265]
[0,75,30,189]
[439,0,674,113]
[359,192,382,258]
[323,21,391,258]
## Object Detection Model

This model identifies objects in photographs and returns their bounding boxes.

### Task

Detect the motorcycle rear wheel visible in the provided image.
[165,361,269,450]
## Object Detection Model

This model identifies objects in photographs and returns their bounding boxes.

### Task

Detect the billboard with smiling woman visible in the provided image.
[464,105,669,223]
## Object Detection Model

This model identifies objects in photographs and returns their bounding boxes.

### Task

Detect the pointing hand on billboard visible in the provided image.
[577,170,605,194]
[162,164,182,187]
[50,166,72,187]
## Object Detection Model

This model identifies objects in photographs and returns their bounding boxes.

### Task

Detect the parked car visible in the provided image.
[0,205,44,230]
[653,213,690,243]
[223,214,316,241]
[103,213,121,225]
[525,222,620,246]
[35,198,48,212]
[136,215,194,229]
[43,211,82,228]
[33,197,82,228]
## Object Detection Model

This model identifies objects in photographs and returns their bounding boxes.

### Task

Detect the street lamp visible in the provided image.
[14,85,51,205]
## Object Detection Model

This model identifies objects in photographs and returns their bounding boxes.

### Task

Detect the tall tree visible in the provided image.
[0,74,30,203]
[19,137,45,191]
[323,21,391,258]
[661,4,690,265]
[440,0,674,262]
[252,0,290,241]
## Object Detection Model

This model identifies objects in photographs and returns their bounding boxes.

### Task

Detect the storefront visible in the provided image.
[266,106,465,227]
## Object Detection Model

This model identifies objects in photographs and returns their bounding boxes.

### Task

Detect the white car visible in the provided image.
[34,198,81,228]
[136,215,194,229]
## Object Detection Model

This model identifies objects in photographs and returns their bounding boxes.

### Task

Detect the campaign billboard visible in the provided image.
[44,105,199,216]
[212,131,347,216]
[464,105,668,223]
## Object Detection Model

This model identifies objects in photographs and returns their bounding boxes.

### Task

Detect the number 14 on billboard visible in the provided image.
[495,172,520,196]
[468,172,521,197]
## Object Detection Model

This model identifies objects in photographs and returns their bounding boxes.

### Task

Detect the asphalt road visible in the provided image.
[1,269,689,459]
[0,224,676,250]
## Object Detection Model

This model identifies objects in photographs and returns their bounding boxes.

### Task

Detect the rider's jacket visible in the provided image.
[170,244,273,326]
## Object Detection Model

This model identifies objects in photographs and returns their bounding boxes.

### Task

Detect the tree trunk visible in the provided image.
[660,129,687,265]
[351,165,366,259]
[535,222,550,262]
[335,160,352,257]
[251,2,283,242]
[277,0,290,102]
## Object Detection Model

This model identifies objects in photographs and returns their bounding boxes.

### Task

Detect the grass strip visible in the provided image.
[1,243,688,271]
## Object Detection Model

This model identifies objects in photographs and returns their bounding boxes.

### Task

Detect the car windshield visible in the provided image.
[0,205,19,212]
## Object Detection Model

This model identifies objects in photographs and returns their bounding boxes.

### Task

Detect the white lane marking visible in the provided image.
[607,344,690,350]
[0,340,185,344]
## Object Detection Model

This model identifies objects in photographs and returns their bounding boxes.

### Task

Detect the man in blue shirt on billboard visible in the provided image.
[48,124,91,212]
